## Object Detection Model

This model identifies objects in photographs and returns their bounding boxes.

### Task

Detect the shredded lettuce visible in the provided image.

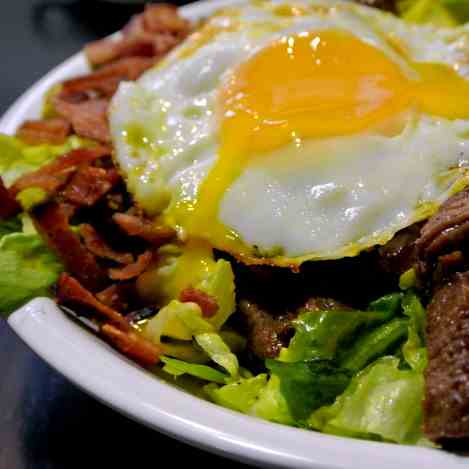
[266,359,352,423]
[309,357,425,444]
[195,332,239,378]
[205,374,268,413]
[161,356,228,384]
[0,232,63,315]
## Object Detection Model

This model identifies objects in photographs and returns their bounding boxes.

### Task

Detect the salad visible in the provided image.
[1,0,469,449]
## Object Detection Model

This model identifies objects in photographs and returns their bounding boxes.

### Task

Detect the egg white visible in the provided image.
[110,0,469,263]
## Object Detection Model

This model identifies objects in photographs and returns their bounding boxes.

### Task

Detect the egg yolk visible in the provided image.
[177,30,469,257]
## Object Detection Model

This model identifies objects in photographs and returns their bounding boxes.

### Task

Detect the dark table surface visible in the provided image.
[0,2,249,467]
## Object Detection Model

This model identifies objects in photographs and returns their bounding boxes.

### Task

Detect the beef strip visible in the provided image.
[424,271,469,442]
[416,188,469,287]
[0,177,21,219]
[16,118,71,145]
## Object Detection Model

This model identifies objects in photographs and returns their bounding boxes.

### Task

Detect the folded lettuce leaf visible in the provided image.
[195,332,239,378]
[402,292,427,371]
[309,357,424,444]
[0,232,63,315]
[0,216,22,238]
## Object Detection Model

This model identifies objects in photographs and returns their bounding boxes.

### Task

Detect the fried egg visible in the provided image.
[110,0,469,266]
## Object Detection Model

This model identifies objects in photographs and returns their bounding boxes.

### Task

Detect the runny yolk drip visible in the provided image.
[179,30,469,255]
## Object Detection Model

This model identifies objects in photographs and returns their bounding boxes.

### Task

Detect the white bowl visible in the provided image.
[3,1,469,467]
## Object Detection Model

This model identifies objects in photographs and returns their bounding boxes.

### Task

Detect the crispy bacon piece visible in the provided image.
[100,323,162,366]
[85,4,190,67]
[60,56,155,99]
[80,224,134,264]
[57,273,129,331]
[142,4,190,35]
[10,146,110,197]
[96,283,136,311]
[33,202,107,291]
[179,287,218,318]
[53,98,110,143]
[0,177,21,219]
[108,251,153,281]
[112,213,175,245]
[63,166,120,206]
[16,118,71,145]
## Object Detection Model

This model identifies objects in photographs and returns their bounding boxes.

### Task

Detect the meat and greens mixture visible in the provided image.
[1,0,469,448]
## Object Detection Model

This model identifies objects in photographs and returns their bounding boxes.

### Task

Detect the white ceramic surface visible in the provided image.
[3,1,469,467]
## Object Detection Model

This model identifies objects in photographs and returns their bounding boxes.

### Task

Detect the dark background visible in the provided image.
[0,1,248,467]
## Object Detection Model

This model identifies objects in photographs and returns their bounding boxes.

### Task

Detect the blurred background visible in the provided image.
[0,1,250,467]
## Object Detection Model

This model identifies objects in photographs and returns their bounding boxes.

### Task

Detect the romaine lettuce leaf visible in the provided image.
[205,374,268,413]
[402,292,427,371]
[340,318,408,371]
[279,303,398,363]
[195,332,239,377]
[309,357,424,444]
[0,216,22,238]
[161,356,228,384]
[0,232,63,315]
[266,359,351,422]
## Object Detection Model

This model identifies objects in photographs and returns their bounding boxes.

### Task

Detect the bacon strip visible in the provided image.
[63,166,120,206]
[16,118,71,145]
[112,213,175,245]
[10,146,110,197]
[80,224,134,264]
[60,57,155,99]
[108,251,153,281]
[33,202,107,291]
[179,287,218,318]
[96,283,136,311]
[100,323,162,366]
[53,98,111,143]
[57,273,129,331]
[85,4,190,67]
[0,177,21,219]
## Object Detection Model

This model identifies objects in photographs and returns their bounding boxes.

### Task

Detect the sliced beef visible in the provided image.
[378,223,421,276]
[33,202,107,291]
[416,189,469,286]
[424,271,469,442]
[0,177,21,219]
[239,300,296,359]
[16,118,71,145]
[179,287,218,318]
[352,0,396,11]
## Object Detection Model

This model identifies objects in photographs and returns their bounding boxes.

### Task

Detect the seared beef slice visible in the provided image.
[425,272,469,441]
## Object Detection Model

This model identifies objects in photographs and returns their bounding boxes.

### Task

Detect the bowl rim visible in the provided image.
[3,1,469,467]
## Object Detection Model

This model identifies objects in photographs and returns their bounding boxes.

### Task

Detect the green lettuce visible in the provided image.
[0,133,88,187]
[266,359,352,422]
[195,332,239,378]
[0,232,63,315]
[279,294,401,363]
[161,356,228,384]
[402,293,427,371]
[397,0,469,26]
[309,357,425,444]
[0,217,22,238]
